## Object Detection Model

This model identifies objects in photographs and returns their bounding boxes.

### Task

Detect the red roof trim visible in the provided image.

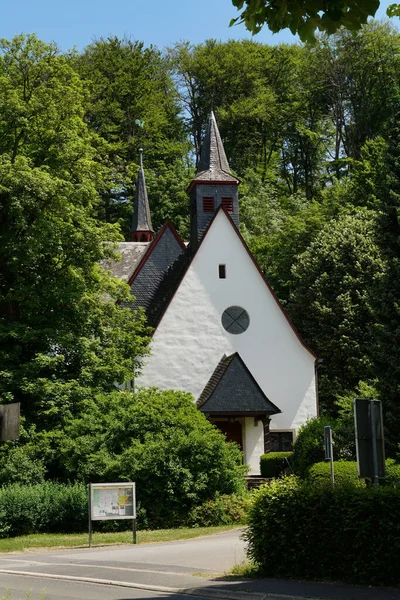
[153,207,317,360]
[127,220,185,288]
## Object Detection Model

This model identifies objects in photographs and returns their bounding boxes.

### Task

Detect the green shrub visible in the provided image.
[260,452,293,477]
[186,493,251,527]
[383,458,400,487]
[307,459,400,487]
[246,476,400,585]
[54,388,247,527]
[0,445,46,486]
[291,416,337,478]
[0,482,87,537]
[307,461,363,486]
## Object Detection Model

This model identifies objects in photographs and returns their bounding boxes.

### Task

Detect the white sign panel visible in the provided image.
[90,482,136,521]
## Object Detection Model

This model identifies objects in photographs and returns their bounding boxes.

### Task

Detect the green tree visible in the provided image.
[230,0,380,42]
[289,208,384,410]
[0,35,151,431]
[74,37,189,236]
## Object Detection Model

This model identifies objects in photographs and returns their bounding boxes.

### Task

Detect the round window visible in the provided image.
[221,306,250,335]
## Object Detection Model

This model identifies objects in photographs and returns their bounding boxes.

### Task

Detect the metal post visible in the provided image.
[370,400,379,487]
[330,444,335,487]
[88,484,92,547]
[133,517,137,545]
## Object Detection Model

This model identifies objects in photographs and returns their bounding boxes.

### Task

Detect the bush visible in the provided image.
[58,388,247,527]
[307,461,363,486]
[246,476,400,585]
[260,452,293,477]
[0,482,87,538]
[291,416,353,478]
[307,459,400,487]
[186,493,251,527]
[0,445,46,486]
[383,458,400,487]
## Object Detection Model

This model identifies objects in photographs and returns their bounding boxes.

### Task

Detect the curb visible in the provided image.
[0,569,320,600]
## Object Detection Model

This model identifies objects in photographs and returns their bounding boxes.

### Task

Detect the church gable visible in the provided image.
[137,207,316,432]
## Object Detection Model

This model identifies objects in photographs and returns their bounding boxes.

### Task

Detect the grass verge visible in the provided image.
[0,525,240,554]
[226,561,260,578]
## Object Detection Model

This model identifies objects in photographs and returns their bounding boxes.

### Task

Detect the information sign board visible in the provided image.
[90,482,136,520]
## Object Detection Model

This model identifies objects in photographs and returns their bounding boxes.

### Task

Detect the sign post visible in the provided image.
[88,482,136,547]
[324,425,334,486]
[354,399,385,485]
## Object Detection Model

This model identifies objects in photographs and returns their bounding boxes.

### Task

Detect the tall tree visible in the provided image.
[0,35,150,427]
[74,37,190,237]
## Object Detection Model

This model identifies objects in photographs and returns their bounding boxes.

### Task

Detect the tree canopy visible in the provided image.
[229,0,399,42]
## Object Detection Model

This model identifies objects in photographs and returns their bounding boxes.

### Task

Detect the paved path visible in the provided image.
[0,529,400,600]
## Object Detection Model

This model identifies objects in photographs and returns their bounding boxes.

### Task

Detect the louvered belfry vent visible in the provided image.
[203,197,215,212]
[222,198,233,212]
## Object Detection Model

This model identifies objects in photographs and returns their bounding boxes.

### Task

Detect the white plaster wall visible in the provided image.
[243,418,264,475]
[136,210,317,433]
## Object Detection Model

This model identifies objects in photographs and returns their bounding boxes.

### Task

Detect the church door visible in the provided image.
[214,421,243,450]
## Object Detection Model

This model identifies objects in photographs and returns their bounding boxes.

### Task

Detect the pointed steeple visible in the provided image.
[195,112,239,185]
[187,112,240,250]
[131,149,154,242]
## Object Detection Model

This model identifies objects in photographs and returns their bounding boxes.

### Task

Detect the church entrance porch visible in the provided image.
[208,416,270,475]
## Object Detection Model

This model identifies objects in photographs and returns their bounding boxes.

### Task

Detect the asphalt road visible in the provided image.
[1,529,400,600]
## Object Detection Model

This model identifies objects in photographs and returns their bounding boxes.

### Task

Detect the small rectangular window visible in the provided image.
[203,197,214,212]
[219,264,226,279]
[222,197,233,212]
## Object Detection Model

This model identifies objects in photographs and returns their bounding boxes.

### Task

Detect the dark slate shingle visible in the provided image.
[197,353,281,415]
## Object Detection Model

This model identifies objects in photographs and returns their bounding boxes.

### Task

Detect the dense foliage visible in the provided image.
[246,476,400,585]
[229,0,383,41]
[0,388,246,527]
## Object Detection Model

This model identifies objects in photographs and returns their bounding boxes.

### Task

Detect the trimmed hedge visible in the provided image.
[0,482,249,538]
[307,461,364,486]
[260,452,293,477]
[307,459,400,487]
[0,482,88,537]
[246,476,400,585]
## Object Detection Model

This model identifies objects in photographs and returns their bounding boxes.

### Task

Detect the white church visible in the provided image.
[107,113,318,475]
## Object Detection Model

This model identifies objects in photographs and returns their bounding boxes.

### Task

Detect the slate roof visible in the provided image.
[193,112,239,185]
[102,242,150,283]
[129,222,186,320]
[131,160,154,234]
[197,353,281,415]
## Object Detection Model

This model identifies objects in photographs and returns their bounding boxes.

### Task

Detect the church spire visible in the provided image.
[196,111,236,180]
[188,112,240,250]
[131,148,154,243]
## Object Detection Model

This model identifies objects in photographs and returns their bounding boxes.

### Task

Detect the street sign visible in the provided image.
[354,399,385,483]
[324,426,332,460]
[324,425,334,486]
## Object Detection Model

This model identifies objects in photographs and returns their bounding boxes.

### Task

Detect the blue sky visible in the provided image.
[2,0,398,51]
